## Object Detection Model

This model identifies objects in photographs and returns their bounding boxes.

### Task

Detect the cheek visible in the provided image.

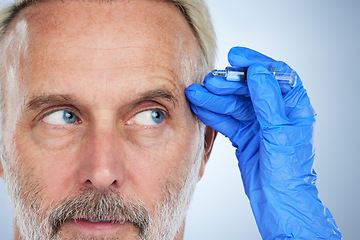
[11,120,85,205]
[12,131,76,200]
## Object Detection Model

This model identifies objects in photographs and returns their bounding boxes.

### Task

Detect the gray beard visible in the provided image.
[2,137,204,240]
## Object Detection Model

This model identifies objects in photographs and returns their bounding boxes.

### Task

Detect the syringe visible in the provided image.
[211,66,298,88]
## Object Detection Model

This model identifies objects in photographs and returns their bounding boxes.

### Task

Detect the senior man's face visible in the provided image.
[0,1,215,239]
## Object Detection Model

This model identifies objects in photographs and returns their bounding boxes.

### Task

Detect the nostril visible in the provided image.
[85,168,119,190]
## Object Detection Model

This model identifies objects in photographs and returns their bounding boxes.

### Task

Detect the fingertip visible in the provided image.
[202,72,216,85]
[228,46,250,56]
[228,47,275,68]
[185,83,204,100]
[185,84,215,108]
[228,47,253,67]
[185,83,203,92]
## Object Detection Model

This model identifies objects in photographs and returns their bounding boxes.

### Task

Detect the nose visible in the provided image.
[77,126,126,190]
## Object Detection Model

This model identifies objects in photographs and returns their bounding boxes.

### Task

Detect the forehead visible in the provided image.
[19,0,198,52]
[12,0,200,86]
[20,0,192,36]
[22,0,191,39]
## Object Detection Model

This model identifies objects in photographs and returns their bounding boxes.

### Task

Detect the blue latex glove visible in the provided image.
[186,47,342,239]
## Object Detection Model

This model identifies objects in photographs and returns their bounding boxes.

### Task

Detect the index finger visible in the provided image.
[228,47,294,74]
[228,47,275,67]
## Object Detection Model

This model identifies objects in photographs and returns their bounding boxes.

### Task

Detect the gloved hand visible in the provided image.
[186,47,342,239]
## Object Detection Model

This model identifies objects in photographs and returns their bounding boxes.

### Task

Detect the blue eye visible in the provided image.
[43,110,78,125]
[132,110,165,126]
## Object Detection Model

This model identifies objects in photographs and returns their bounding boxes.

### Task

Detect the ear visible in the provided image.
[198,126,217,180]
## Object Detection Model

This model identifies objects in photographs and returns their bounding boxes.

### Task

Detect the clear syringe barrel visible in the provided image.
[212,66,297,88]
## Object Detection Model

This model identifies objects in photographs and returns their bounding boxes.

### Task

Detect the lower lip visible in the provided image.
[70,219,127,233]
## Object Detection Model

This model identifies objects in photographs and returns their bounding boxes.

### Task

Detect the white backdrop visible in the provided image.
[0,0,359,239]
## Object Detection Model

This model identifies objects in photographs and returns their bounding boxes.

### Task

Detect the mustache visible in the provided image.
[48,189,150,238]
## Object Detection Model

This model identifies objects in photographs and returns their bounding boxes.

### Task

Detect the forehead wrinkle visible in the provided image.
[21,1,200,84]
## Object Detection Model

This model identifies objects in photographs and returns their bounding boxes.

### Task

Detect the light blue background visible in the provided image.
[0,0,359,239]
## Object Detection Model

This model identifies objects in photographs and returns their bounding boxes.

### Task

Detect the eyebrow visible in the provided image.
[26,94,75,110]
[136,89,179,108]
[25,89,179,111]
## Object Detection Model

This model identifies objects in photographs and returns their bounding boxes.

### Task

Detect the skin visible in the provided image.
[0,0,216,239]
